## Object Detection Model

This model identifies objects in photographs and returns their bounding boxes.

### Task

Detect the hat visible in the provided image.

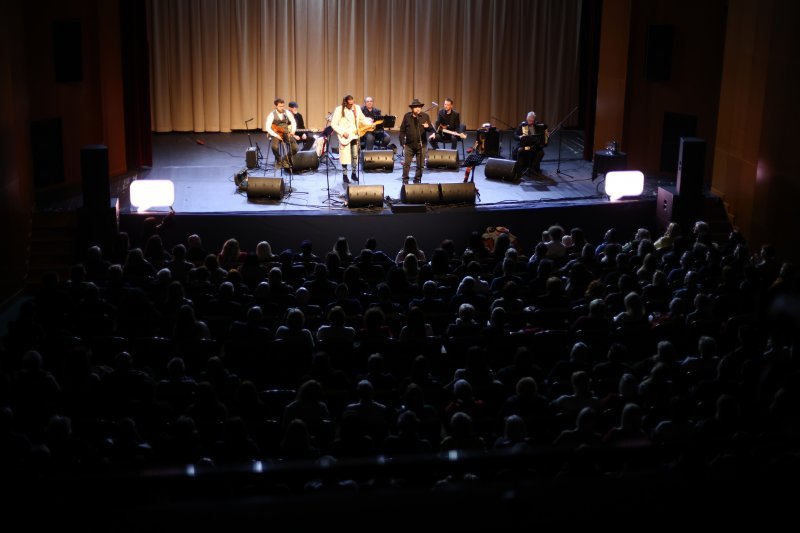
[408,98,424,108]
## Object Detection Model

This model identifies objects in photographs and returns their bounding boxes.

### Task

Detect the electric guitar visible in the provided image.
[439,125,467,139]
[339,119,384,146]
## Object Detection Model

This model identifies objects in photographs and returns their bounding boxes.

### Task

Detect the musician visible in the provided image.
[362,96,390,150]
[265,98,298,168]
[331,94,369,184]
[398,98,436,184]
[288,101,314,151]
[431,98,463,150]
[514,111,547,174]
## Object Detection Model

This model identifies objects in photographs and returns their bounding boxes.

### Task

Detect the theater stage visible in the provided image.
[117,130,665,254]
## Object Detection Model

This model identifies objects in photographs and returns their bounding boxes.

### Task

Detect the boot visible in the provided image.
[463,167,472,183]
[343,174,350,184]
[351,173,359,182]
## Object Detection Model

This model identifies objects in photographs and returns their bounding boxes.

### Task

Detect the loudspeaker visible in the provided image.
[81,145,110,211]
[676,137,706,198]
[426,149,459,169]
[440,182,476,204]
[484,158,518,181]
[656,185,701,232]
[247,177,285,199]
[292,149,320,172]
[346,185,384,208]
[645,25,673,81]
[656,185,678,231]
[363,150,394,171]
[401,183,441,204]
[246,147,257,169]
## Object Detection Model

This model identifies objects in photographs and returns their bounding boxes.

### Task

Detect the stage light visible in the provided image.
[130,179,175,212]
[605,171,644,201]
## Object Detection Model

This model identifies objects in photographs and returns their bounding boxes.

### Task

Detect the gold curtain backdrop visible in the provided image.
[148,0,581,133]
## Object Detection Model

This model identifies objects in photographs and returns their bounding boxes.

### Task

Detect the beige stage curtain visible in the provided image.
[149,0,581,133]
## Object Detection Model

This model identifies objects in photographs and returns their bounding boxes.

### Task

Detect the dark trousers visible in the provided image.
[402,143,426,181]
[430,131,458,150]
[364,130,390,150]
[271,135,298,160]
[514,145,543,172]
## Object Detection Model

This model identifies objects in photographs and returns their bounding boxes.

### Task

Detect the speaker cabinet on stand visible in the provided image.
[79,145,117,250]
[676,137,706,198]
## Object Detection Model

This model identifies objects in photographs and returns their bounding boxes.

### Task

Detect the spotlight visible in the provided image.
[605,171,644,201]
[130,179,174,212]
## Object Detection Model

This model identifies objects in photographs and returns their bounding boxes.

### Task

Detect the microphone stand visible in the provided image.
[491,115,515,158]
[418,103,437,176]
[553,106,578,178]
[245,118,265,170]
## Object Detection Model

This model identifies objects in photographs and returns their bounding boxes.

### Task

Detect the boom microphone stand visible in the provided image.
[553,106,578,178]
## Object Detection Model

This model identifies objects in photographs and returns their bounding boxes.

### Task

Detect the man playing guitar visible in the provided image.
[331,94,370,184]
[265,98,298,168]
[362,96,390,150]
[287,101,315,151]
[431,98,465,150]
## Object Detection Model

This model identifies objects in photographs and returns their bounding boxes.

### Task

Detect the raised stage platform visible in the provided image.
[116,130,667,255]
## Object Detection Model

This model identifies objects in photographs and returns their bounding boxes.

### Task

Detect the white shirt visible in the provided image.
[265,109,297,139]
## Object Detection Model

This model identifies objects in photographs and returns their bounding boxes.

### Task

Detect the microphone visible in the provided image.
[432,101,438,106]
[246,117,254,122]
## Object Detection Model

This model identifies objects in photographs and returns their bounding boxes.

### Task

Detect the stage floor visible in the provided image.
[118,129,660,215]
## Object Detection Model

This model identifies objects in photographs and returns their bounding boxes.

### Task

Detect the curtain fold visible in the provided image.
[149,0,581,133]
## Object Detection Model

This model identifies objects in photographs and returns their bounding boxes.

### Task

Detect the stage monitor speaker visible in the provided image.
[440,182,476,205]
[676,137,706,198]
[246,147,257,169]
[363,150,394,171]
[426,149,459,169]
[401,183,441,204]
[346,185,384,208]
[484,157,518,181]
[247,177,285,199]
[81,144,110,211]
[645,25,674,81]
[293,149,320,172]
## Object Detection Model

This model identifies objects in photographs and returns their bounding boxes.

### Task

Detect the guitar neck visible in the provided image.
[441,127,466,139]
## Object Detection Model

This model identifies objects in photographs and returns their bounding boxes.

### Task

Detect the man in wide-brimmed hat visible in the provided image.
[398,98,435,183]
